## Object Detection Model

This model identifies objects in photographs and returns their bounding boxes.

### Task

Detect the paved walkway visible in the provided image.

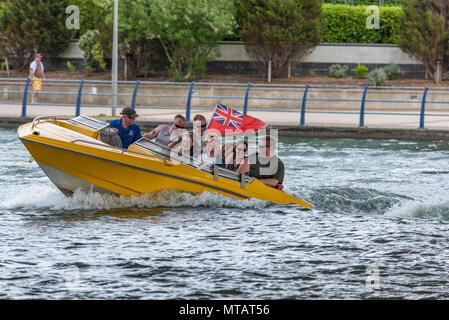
[2,102,449,131]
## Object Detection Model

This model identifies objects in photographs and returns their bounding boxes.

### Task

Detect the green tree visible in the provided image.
[148,0,236,81]
[72,0,105,37]
[398,0,449,83]
[90,0,166,77]
[0,0,73,71]
[79,29,106,72]
[235,0,322,78]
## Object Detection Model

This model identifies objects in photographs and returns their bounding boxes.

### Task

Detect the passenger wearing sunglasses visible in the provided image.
[225,140,249,174]
[248,135,284,190]
[143,114,186,147]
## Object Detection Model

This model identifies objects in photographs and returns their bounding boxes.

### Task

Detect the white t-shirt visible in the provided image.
[198,151,217,166]
[29,60,44,76]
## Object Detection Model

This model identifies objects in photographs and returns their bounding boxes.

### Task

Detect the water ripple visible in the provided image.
[2,129,449,298]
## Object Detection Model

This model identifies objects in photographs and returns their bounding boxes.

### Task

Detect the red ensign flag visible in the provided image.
[207,104,266,135]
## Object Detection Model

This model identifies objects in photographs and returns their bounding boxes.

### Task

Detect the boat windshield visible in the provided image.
[133,138,254,184]
[68,116,110,131]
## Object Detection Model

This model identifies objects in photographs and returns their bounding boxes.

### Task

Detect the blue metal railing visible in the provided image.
[1,77,449,130]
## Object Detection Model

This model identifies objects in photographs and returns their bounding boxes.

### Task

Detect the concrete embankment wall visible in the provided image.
[51,41,425,78]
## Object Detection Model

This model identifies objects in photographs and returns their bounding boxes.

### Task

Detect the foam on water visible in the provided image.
[386,197,449,221]
[304,186,409,215]
[0,184,269,212]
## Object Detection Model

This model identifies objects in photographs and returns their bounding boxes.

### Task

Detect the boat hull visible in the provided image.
[36,162,111,196]
[17,120,311,208]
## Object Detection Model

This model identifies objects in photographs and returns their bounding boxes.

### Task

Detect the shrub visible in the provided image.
[367,68,388,86]
[91,42,106,71]
[321,4,403,44]
[67,61,76,72]
[219,3,404,44]
[354,63,368,79]
[79,30,106,72]
[329,64,349,78]
[383,63,403,80]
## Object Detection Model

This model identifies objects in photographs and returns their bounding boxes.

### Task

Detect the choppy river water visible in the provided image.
[1,127,449,299]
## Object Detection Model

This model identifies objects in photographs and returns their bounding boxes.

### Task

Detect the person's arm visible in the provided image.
[109,119,119,134]
[29,61,36,79]
[236,157,250,174]
[259,178,279,187]
[143,125,164,140]
[224,152,234,168]
[167,136,182,148]
[260,158,284,187]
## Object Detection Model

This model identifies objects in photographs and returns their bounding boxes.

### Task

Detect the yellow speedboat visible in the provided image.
[17,116,311,208]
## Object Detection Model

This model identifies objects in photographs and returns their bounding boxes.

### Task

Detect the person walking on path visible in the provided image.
[29,53,46,104]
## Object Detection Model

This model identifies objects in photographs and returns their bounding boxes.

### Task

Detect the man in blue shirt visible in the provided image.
[110,106,142,149]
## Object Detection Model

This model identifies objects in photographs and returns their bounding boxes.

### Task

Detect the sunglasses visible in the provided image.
[174,123,185,129]
[125,115,136,120]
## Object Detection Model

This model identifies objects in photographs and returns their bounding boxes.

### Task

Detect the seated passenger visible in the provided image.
[170,132,199,164]
[197,133,225,168]
[109,106,142,149]
[143,114,186,147]
[225,140,249,175]
[248,136,284,190]
[193,114,208,151]
[222,142,235,162]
